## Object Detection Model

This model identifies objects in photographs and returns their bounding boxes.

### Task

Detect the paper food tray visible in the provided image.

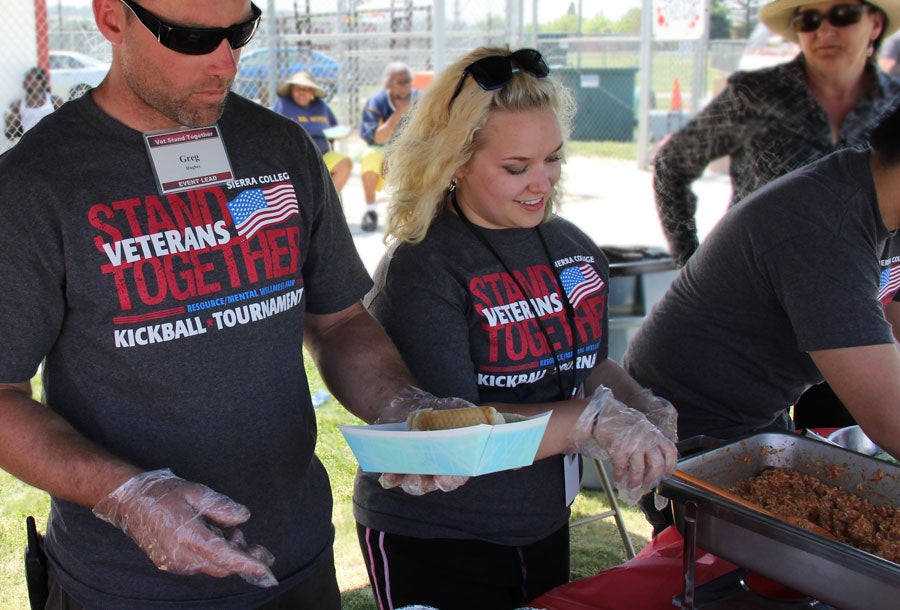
[340,411,551,476]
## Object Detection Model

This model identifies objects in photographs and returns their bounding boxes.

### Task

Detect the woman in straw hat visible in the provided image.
[655,0,900,267]
[273,71,352,196]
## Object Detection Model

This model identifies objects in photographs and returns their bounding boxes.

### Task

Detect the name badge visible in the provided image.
[144,126,234,195]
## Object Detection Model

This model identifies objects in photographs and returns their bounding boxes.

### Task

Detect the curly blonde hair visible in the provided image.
[382,46,576,246]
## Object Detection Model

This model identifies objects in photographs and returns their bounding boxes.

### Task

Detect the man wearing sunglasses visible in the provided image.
[0,1,458,608]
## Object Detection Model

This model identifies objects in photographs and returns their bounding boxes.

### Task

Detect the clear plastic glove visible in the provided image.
[93,469,277,588]
[376,386,476,495]
[378,472,469,495]
[568,386,678,504]
[627,388,679,443]
[374,385,477,424]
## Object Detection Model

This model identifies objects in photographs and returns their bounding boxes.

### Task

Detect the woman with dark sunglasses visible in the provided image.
[655,0,900,269]
[352,46,678,610]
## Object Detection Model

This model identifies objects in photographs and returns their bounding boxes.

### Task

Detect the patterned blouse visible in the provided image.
[653,55,900,265]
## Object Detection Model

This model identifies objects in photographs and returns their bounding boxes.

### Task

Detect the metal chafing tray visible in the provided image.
[658,432,900,610]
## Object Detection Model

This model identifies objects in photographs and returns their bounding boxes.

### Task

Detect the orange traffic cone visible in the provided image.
[670,78,683,112]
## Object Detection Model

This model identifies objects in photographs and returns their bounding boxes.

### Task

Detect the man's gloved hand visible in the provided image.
[376,386,476,495]
[568,386,678,504]
[93,469,277,588]
[627,388,679,443]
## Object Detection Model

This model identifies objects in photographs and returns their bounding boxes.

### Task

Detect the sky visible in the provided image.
[57,0,645,23]
[279,0,645,22]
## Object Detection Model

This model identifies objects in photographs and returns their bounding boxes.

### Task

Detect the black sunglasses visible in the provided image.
[790,3,871,33]
[448,49,550,109]
[120,0,262,55]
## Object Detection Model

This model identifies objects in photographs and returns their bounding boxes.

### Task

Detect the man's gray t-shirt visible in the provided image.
[0,93,372,608]
[625,148,900,440]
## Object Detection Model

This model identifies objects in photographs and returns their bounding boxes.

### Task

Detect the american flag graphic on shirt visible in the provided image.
[226,182,298,240]
[878,265,900,302]
[559,263,605,308]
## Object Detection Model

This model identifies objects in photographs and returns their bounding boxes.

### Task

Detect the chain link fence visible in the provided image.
[2,1,755,157]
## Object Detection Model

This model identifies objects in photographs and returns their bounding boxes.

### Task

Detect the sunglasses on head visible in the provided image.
[448,49,550,109]
[120,0,262,55]
[790,3,871,33]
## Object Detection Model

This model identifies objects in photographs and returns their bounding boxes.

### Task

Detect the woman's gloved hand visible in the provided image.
[374,385,477,424]
[376,386,476,495]
[568,386,678,504]
[378,472,469,495]
[627,388,679,442]
[93,469,277,587]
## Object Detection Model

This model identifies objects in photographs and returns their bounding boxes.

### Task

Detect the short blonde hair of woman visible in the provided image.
[383,46,576,247]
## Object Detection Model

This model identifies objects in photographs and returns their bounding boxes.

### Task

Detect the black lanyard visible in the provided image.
[451,194,579,400]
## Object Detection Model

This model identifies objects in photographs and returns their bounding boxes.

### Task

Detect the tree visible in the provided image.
[723,0,766,38]
[710,0,733,39]
[540,13,580,34]
[615,8,641,35]
[584,14,616,35]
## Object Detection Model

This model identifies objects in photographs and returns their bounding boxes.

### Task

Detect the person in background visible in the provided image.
[358,61,422,232]
[626,103,900,534]
[353,46,678,610]
[0,1,471,608]
[655,0,900,267]
[4,66,64,142]
[272,71,353,197]
[878,28,900,75]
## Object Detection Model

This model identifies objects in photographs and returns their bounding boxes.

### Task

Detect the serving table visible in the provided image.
[529,428,897,610]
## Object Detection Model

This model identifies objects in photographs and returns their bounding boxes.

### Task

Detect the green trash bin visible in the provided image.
[555,67,637,141]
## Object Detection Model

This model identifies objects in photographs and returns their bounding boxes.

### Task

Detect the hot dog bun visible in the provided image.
[407,406,505,431]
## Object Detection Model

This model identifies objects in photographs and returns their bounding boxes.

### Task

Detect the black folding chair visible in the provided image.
[570,458,636,559]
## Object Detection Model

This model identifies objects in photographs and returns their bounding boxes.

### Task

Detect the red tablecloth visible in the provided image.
[530,428,843,610]
[529,526,737,610]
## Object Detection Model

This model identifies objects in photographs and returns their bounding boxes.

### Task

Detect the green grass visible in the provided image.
[1,359,651,610]
[0,475,49,610]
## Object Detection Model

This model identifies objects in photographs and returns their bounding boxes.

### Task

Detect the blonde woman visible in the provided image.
[353,46,677,610]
